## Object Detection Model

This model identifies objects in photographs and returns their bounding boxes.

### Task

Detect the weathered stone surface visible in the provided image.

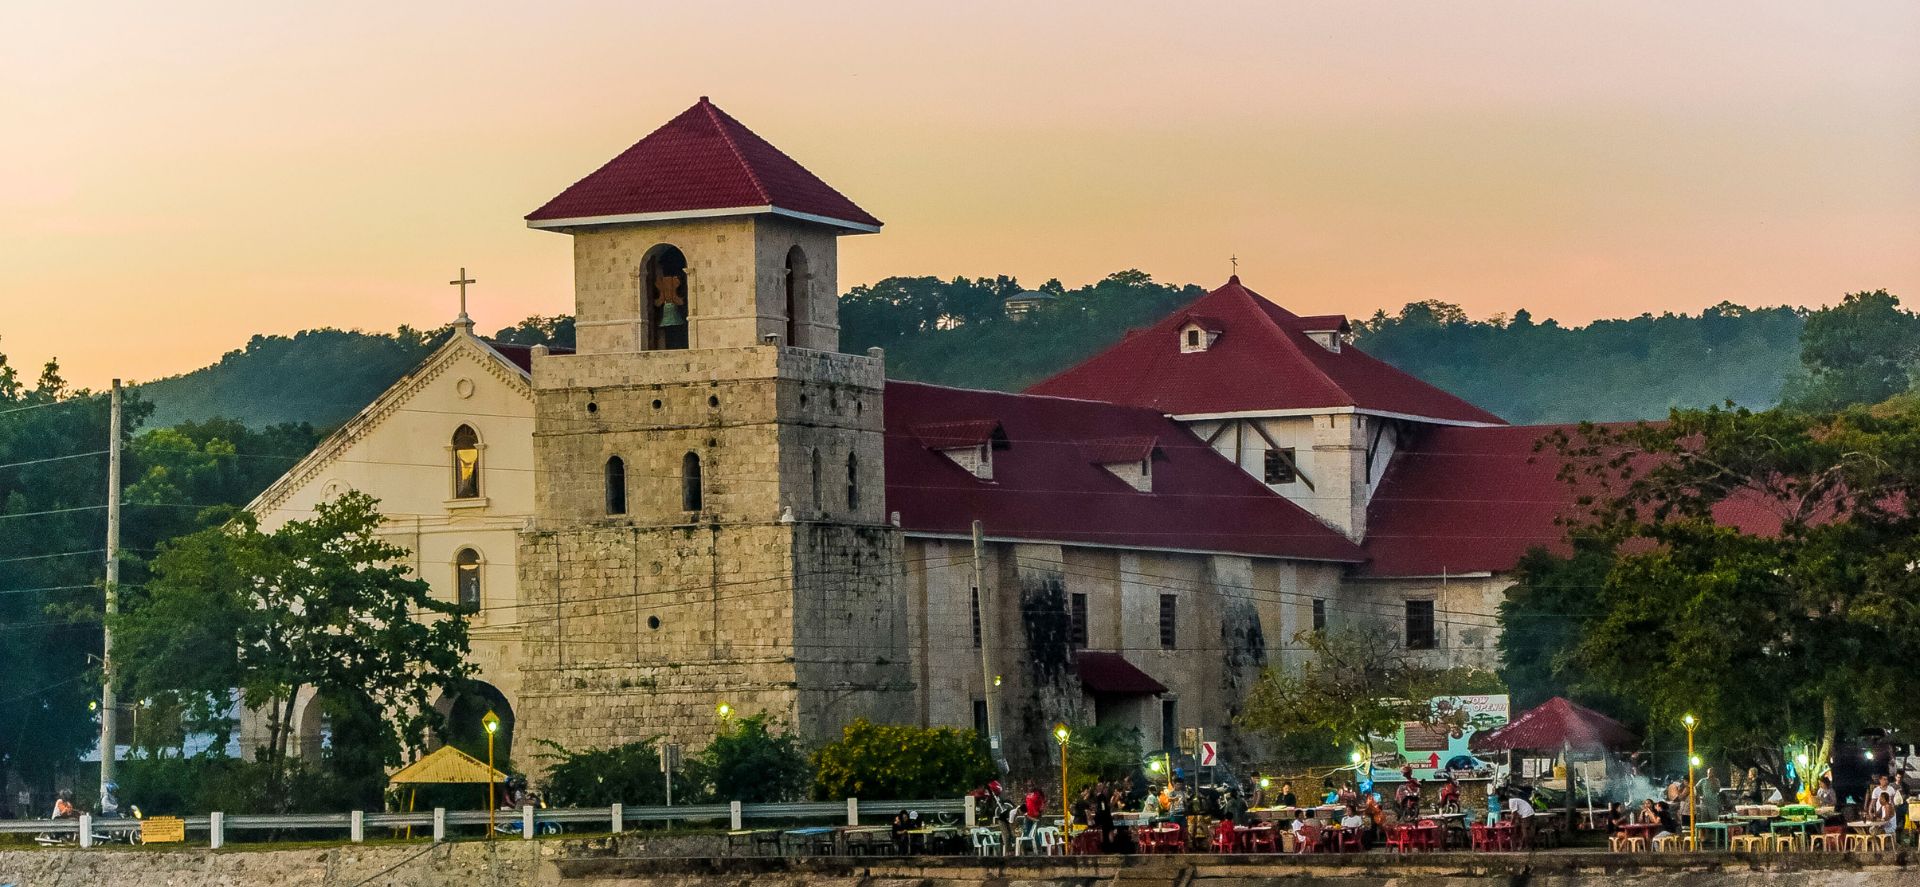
[5,842,1914,887]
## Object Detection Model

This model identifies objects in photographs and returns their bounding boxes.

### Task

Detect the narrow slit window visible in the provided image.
[1069,592,1089,649]
[845,453,859,512]
[605,456,627,515]
[971,587,983,649]
[1158,594,1177,650]
[682,452,703,512]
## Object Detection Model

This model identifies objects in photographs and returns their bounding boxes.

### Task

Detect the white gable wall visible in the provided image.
[243,335,536,757]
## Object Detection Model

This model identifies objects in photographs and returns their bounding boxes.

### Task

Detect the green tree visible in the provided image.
[533,737,693,807]
[491,316,576,349]
[1238,626,1482,762]
[1556,401,1920,783]
[1496,543,1643,725]
[0,347,129,801]
[685,714,812,802]
[811,719,993,800]
[112,491,472,809]
[1063,723,1142,797]
[1783,290,1920,410]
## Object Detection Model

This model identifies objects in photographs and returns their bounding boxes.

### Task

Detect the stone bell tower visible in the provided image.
[514,98,911,754]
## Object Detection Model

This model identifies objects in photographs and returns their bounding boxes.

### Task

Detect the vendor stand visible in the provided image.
[1469,697,1639,833]
[386,745,509,838]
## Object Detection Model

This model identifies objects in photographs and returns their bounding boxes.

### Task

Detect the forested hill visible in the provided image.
[134,272,1831,430]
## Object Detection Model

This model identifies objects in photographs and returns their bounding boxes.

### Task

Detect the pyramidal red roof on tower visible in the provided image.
[1027,277,1505,425]
[526,97,882,232]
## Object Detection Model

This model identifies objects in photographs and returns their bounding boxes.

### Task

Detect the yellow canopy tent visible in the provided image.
[388,745,507,836]
[390,745,507,785]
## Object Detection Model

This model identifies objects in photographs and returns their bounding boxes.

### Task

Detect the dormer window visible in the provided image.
[914,420,1007,481]
[1177,317,1223,353]
[1294,315,1352,353]
[1083,437,1158,492]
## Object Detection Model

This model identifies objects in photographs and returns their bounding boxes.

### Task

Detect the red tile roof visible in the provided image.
[480,340,573,375]
[911,419,1005,451]
[1027,277,1504,425]
[883,381,1363,562]
[1078,436,1158,465]
[1360,423,1788,577]
[526,97,881,231]
[1075,651,1168,696]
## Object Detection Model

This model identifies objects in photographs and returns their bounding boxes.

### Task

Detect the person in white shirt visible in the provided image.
[1507,793,1538,848]
[1869,775,1899,835]
[1339,805,1366,830]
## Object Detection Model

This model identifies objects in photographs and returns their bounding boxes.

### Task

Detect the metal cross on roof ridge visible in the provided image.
[449,267,476,324]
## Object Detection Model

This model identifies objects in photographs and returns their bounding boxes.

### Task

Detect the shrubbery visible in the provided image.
[538,714,811,806]
[810,719,993,801]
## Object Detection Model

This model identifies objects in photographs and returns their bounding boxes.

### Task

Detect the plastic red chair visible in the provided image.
[1247,825,1278,853]
[1470,823,1493,851]
[1417,822,1442,851]
[1151,824,1184,854]
[1210,821,1237,853]
[1338,827,1364,853]
[1386,825,1416,853]
[1296,824,1322,854]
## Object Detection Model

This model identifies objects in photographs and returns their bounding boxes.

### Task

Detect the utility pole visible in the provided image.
[972,521,1003,770]
[100,379,122,804]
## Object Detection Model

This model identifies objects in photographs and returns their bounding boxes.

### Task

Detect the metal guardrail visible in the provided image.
[0,797,974,848]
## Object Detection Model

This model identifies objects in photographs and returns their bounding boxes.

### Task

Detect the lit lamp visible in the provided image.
[716,702,733,719]
[1053,723,1072,854]
[482,709,502,839]
[1681,713,1697,850]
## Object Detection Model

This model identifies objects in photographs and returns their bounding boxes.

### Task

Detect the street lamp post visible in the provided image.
[483,709,502,839]
[1682,713,1697,851]
[1053,724,1071,854]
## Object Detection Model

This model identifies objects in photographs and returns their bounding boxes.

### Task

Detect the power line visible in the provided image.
[0,450,107,471]
[0,504,108,521]
[0,397,97,417]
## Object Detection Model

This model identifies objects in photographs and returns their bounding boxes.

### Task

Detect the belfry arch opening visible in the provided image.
[784,245,808,347]
[642,245,690,351]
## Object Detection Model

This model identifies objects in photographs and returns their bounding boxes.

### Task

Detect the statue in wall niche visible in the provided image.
[655,269,688,349]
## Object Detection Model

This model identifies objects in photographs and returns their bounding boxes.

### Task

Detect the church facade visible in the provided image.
[250,98,1584,774]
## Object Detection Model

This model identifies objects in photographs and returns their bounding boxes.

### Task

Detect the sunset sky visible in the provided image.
[3,1,1917,388]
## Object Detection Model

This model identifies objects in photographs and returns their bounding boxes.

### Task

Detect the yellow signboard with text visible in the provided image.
[141,816,186,844]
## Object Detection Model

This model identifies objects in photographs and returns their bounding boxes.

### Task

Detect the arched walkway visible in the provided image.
[435,681,516,771]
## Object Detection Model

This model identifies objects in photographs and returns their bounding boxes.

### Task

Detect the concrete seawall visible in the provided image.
[2,841,1913,887]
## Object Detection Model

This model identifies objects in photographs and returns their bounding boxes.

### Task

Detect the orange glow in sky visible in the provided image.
[3,1,1917,388]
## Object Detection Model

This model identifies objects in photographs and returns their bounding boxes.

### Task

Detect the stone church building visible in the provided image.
[248,98,1584,774]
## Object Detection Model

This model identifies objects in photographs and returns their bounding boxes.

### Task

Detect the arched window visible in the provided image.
[809,449,822,512]
[605,456,627,515]
[784,245,808,347]
[643,245,690,351]
[681,452,703,512]
[451,425,481,499]
[455,548,482,611]
[846,452,859,512]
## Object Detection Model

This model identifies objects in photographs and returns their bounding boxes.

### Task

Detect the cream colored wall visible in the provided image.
[1188,414,1370,538]
[1342,574,1511,670]
[248,334,537,720]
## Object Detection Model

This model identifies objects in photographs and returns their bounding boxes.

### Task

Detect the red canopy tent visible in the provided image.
[1472,697,1639,830]
[1472,697,1638,752]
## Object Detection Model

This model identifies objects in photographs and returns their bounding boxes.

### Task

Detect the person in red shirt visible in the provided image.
[1023,782,1046,840]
